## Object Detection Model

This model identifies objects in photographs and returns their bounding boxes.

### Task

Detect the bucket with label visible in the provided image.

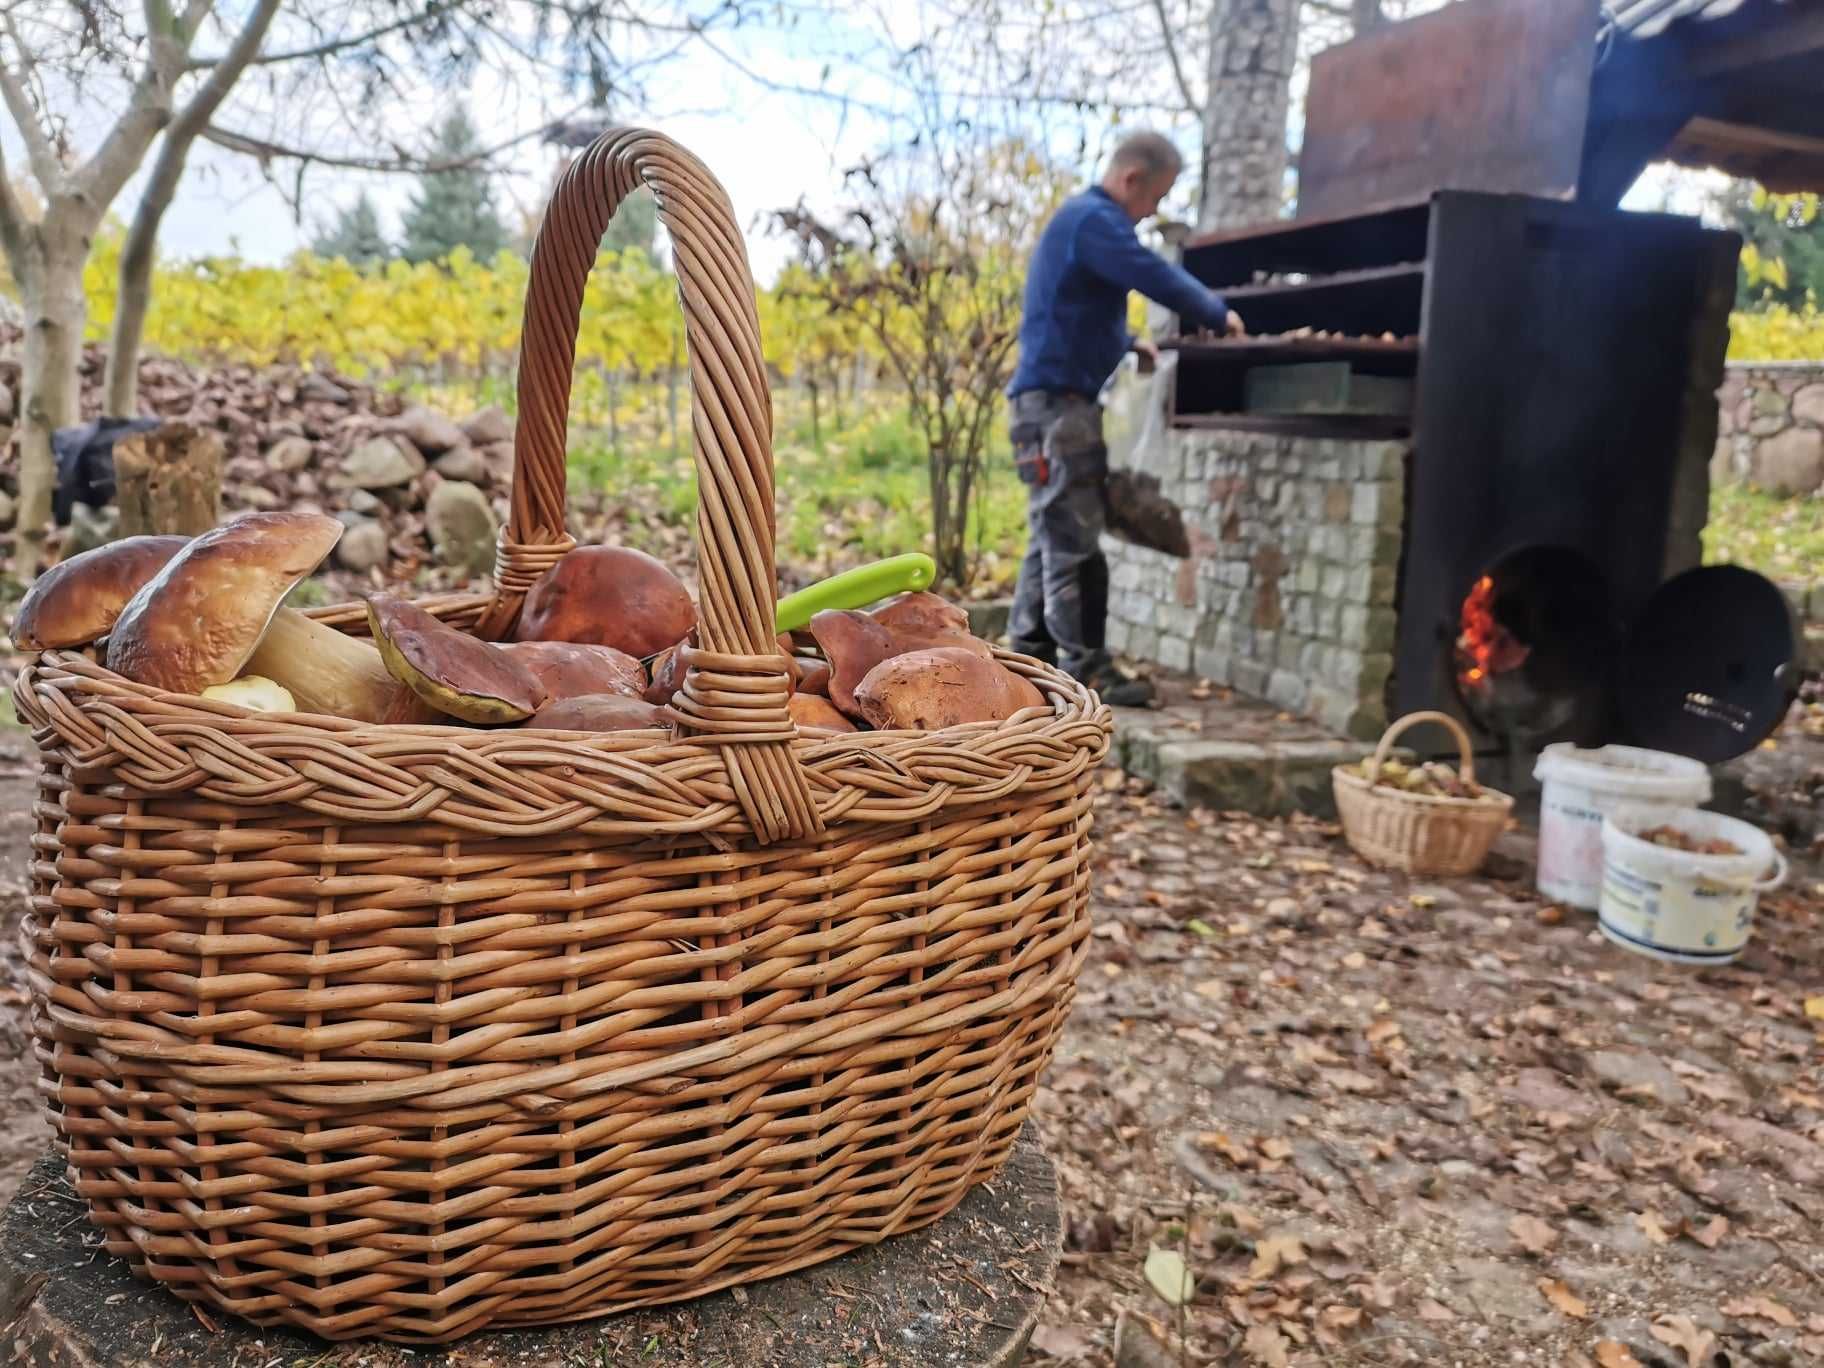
[1598,805,1786,964]
[1534,744,1711,910]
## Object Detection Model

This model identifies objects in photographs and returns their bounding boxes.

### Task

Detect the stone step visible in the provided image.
[1112,703,1395,818]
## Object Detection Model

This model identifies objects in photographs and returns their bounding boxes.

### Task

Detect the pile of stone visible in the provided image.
[0,338,516,580]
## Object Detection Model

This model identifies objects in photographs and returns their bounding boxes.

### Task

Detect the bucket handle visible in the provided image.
[1750,850,1789,893]
[1364,710,1478,787]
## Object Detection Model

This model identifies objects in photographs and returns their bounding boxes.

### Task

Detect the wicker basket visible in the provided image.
[1332,711,1513,876]
[14,129,1111,1344]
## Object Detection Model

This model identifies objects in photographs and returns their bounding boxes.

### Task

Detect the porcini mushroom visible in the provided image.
[12,534,188,651]
[809,609,897,719]
[788,692,856,733]
[108,512,343,693]
[854,647,1045,731]
[101,512,432,725]
[201,676,297,713]
[503,641,646,701]
[526,693,666,731]
[514,545,696,659]
[368,595,547,725]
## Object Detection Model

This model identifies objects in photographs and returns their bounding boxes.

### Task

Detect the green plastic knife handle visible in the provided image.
[774,553,936,634]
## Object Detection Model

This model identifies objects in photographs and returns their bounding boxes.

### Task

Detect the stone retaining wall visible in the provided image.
[1713,361,1824,493]
[1105,430,1405,740]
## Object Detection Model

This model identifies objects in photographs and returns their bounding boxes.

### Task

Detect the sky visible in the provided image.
[5,2,1734,290]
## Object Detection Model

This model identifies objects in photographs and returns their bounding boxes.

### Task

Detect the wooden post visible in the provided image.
[112,421,222,537]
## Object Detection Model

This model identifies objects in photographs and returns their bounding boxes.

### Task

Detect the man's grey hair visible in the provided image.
[1107,132,1184,180]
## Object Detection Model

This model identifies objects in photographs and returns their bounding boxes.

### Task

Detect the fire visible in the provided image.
[1456,574,1531,697]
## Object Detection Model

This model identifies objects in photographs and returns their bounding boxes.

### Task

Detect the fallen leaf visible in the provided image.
[1221,1202,1265,1236]
[1537,905,1565,925]
[1805,996,1824,1021]
[1144,1245,1195,1307]
[1650,1314,1715,1367]
[1029,1322,1095,1361]
[1636,1210,1671,1245]
[1320,1304,1362,1331]
[1417,1298,1456,1322]
[1201,1131,1254,1167]
[1366,1018,1401,1045]
[1242,1323,1291,1367]
[1258,1137,1294,1162]
[1595,1342,1642,1368]
[1185,918,1216,937]
[1679,1214,1729,1250]
[1249,1233,1307,1281]
[1509,1213,1559,1256]
[1724,1294,1798,1328]
[1409,893,1437,909]
[1538,1277,1589,1319]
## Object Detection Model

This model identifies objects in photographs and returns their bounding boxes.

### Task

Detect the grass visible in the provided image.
[1704,482,1824,586]
[562,397,1028,597]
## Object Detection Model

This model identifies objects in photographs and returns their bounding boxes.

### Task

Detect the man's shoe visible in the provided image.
[1075,660,1155,707]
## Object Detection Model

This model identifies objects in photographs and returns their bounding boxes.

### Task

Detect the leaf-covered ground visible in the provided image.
[1029,773,1823,1368]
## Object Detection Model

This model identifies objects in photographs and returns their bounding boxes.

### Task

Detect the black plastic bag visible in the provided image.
[51,417,158,526]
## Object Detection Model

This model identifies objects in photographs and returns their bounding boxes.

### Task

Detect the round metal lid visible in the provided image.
[1617,564,1801,764]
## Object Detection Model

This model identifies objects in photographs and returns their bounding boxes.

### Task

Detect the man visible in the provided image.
[1006,131,1243,707]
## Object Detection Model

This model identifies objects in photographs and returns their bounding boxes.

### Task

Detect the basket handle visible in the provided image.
[1364,710,1478,785]
[477,127,821,845]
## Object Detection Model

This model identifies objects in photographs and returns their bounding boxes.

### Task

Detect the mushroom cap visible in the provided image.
[514,545,696,660]
[106,513,342,693]
[502,641,646,701]
[526,693,667,732]
[809,609,897,719]
[201,675,297,714]
[367,595,547,725]
[870,590,972,640]
[12,535,189,651]
[788,692,856,733]
[642,634,691,706]
[854,646,1045,731]
[793,656,832,698]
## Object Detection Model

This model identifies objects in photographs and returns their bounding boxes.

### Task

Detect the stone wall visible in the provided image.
[1105,429,1406,740]
[1713,361,1824,493]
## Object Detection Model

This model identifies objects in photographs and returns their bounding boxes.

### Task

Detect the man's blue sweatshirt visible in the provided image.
[1008,186,1229,400]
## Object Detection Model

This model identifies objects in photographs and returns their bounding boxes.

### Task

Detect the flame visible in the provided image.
[1456,574,1530,698]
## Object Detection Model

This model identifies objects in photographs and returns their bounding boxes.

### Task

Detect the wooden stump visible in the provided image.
[0,1134,1062,1367]
[112,421,222,537]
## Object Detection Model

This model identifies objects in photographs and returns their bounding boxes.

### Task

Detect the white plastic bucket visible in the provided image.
[1598,805,1787,964]
[1534,744,1712,910]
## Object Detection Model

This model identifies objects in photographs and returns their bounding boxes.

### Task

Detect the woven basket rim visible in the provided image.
[26,635,1096,745]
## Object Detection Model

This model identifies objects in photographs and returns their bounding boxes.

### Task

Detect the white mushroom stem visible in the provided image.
[244,608,436,724]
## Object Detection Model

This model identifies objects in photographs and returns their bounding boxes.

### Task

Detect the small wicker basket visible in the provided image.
[1332,711,1513,876]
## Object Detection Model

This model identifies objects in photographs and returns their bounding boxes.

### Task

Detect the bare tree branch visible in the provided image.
[0,134,35,271]
[0,17,66,193]
[1149,0,1201,114]
[202,103,590,176]
[189,6,436,70]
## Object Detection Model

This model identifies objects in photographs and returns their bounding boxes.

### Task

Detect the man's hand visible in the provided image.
[1224,308,1248,338]
[1132,335,1159,374]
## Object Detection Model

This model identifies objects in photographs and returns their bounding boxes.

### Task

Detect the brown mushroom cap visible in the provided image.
[788,692,856,733]
[870,590,972,640]
[793,656,832,697]
[368,596,547,725]
[514,545,696,659]
[12,535,188,651]
[526,693,666,731]
[107,512,342,693]
[854,646,1045,731]
[810,609,897,719]
[502,641,646,701]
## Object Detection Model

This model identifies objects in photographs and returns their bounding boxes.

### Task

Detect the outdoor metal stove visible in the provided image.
[1109,0,1814,783]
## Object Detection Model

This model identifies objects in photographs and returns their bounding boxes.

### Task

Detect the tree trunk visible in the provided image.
[113,422,223,537]
[104,179,165,418]
[1352,0,1382,34]
[16,247,87,579]
[1196,0,1302,232]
